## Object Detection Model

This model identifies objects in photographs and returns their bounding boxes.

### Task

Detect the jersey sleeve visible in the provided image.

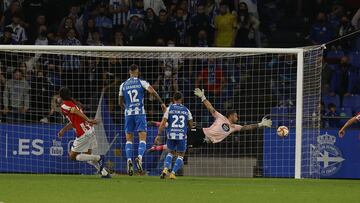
[61,103,72,114]
[119,83,124,96]
[140,80,150,90]
[188,109,193,120]
[163,107,170,119]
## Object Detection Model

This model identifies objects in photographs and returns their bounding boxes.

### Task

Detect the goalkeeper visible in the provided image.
[151,88,272,150]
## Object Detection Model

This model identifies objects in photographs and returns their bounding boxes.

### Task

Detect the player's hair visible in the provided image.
[59,87,84,109]
[226,110,237,118]
[173,91,183,101]
[59,87,72,101]
[129,64,139,71]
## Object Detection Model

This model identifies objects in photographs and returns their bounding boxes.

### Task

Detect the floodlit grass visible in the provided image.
[0,174,359,203]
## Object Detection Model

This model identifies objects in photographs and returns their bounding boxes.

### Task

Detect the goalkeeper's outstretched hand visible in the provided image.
[194,88,206,102]
[258,117,272,128]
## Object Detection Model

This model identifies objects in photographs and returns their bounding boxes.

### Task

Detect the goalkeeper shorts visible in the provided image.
[187,128,206,148]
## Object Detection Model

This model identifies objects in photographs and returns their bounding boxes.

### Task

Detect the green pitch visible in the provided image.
[0,174,359,203]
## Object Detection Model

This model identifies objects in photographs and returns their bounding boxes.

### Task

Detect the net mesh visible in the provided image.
[0,46,323,178]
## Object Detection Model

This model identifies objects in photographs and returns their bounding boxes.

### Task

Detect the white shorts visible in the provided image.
[71,130,98,153]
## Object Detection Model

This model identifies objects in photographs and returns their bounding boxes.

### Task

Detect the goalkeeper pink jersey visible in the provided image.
[203,111,243,143]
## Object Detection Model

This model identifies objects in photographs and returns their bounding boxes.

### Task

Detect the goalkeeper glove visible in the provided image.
[258,117,272,128]
[194,88,206,102]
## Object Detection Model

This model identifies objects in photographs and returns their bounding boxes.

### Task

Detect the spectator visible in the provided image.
[40,93,62,123]
[111,30,126,46]
[3,0,24,26]
[324,103,340,128]
[87,31,104,46]
[30,70,51,122]
[192,29,211,47]
[330,56,358,97]
[144,0,166,16]
[189,4,212,43]
[144,8,159,44]
[195,58,224,97]
[61,5,83,37]
[109,0,129,29]
[46,30,60,45]
[337,15,355,50]
[0,27,16,44]
[233,2,259,47]
[178,0,190,20]
[123,14,147,45]
[128,0,146,19]
[58,17,79,40]
[83,18,98,45]
[214,3,236,47]
[309,12,334,45]
[153,55,180,103]
[172,8,188,46]
[3,69,30,123]
[151,9,176,43]
[94,5,113,44]
[22,0,46,23]
[28,14,46,44]
[34,25,48,45]
[6,15,27,44]
[235,0,259,18]
[59,28,81,71]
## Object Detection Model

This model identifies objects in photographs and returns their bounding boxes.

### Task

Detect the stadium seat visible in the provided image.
[339,107,352,126]
[348,51,360,68]
[322,94,340,109]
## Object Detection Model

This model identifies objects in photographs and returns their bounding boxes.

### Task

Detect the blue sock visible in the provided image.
[172,156,184,174]
[138,141,146,159]
[164,153,173,169]
[125,141,133,162]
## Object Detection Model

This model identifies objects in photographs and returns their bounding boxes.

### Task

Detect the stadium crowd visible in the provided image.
[0,0,357,128]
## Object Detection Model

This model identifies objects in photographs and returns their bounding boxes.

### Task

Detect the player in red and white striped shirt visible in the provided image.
[57,87,110,178]
[338,113,360,137]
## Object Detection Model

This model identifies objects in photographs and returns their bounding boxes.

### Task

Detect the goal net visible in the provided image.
[0,45,323,178]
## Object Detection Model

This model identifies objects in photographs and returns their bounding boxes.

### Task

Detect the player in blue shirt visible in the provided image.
[154,91,193,179]
[119,64,166,176]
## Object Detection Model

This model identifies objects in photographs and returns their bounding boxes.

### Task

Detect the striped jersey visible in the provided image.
[163,103,192,140]
[119,77,150,116]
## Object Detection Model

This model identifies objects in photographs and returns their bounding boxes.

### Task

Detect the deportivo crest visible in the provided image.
[222,123,230,132]
[310,133,345,176]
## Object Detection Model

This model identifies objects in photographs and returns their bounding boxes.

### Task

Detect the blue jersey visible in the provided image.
[119,77,150,116]
[164,104,193,140]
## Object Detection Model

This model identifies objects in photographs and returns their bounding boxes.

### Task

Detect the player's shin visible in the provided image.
[125,141,133,162]
[172,156,184,174]
[164,153,173,170]
[138,140,146,160]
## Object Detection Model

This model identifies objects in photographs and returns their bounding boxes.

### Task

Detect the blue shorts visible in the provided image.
[166,139,187,152]
[125,115,147,134]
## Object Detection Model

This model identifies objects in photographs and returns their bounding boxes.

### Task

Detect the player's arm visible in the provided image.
[58,122,73,138]
[194,88,216,114]
[119,96,125,110]
[69,107,97,125]
[236,117,272,132]
[118,83,125,110]
[339,116,358,138]
[146,85,166,113]
[154,117,168,145]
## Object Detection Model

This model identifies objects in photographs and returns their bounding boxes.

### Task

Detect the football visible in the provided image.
[277,126,289,137]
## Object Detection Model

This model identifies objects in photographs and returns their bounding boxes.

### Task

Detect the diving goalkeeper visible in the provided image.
[151,88,272,150]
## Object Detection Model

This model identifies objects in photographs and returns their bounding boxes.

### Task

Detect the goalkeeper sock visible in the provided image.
[172,156,184,174]
[76,154,100,162]
[125,141,133,162]
[87,160,100,171]
[164,153,173,169]
[138,141,146,160]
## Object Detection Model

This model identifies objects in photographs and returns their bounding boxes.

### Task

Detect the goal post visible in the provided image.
[0,45,323,178]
